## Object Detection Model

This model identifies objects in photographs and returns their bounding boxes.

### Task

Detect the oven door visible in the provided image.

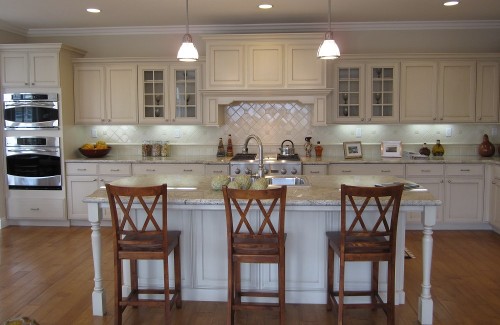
[3,101,59,129]
[6,148,62,190]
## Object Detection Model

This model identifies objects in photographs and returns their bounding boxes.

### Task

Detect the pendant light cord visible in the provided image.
[185,0,190,34]
[328,0,332,32]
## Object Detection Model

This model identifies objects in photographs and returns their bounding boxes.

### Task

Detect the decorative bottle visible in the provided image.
[478,134,495,157]
[418,143,431,156]
[431,140,445,157]
[304,137,312,157]
[226,134,233,157]
[216,138,225,157]
[315,141,323,158]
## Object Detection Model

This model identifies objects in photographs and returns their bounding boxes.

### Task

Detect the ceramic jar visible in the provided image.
[419,143,431,156]
[478,134,495,157]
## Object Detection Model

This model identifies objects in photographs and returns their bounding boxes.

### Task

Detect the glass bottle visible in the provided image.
[142,140,152,157]
[419,143,431,156]
[315,141,323,158]
[226,134,233,157]
[152,140,162,157]
[304,137,312,158]
[216,138,225,157]
[431,140,445,157]
[161,141,170,157]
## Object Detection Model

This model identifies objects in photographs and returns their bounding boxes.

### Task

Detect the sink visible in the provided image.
[266,176,310,187]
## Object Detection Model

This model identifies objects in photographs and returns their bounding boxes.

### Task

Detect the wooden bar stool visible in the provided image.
[326,183,404,325]
[106,183,182,325]
[222,185,287,325]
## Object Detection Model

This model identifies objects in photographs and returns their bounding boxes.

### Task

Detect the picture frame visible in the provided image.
[381,140,402,158]
[343,141,363,159]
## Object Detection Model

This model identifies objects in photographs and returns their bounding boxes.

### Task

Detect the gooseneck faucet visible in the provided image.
[243,134,264,178]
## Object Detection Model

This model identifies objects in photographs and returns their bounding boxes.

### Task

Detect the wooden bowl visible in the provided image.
[79,146,112,158]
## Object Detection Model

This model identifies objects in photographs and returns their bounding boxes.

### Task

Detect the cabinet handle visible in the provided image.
[460,169,470,172]
[381,170,390,173]
[212,170,223,174]
[146,169,156,172]
[77,168,87,171]
[342,170,352,173]
[310,171,320,174]
[183,169,193,172]
[110,169,120,172]
[25,82,29,85]
[421,169,431,173]
[31,82,35,85]
[92,178,98,181]
[30,208,40,211]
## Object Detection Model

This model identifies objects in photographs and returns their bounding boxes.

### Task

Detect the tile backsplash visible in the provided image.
[78,101,500,158]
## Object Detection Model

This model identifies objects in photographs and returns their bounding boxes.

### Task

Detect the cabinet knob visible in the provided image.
[25,82,29,85]
[31,82,35,85]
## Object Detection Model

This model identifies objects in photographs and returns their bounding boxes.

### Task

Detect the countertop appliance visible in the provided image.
[230,153,302,175]
[5,136,62,190]
[3,92,59,130]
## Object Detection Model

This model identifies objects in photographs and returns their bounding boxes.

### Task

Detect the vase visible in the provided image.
[478,134,495,157]
[418,143,431,156]
[431,140,445,157]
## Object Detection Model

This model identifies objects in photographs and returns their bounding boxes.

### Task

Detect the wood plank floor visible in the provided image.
[1,227,499,324]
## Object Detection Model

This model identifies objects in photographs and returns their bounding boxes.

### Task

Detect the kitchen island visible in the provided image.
[84,174,440,324]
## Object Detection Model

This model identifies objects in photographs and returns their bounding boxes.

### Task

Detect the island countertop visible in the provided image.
[83,174,441,207]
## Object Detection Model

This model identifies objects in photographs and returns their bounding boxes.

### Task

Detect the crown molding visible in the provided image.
[0,20,495,38]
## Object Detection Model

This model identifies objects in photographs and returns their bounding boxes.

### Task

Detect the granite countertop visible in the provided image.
[84,174,441,207]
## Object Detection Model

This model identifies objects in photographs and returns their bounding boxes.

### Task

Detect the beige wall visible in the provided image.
[0,30,26,43]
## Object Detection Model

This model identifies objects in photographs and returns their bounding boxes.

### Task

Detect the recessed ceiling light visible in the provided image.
[86,8,101,13]
[259,4,273,9]
[443,0,459,6]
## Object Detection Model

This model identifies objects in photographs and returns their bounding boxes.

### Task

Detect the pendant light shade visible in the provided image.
[317,0,340,60]
[177,0,198,62]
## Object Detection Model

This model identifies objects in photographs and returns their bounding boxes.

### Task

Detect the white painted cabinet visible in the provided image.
[170,65,202,124]
[138,64,169,124]
[133,163,205,175]
[444,164,484,224]
[490,165,500,233]
[74,63,138,124]
[476,61,499,123]
[302,164,328,175]
[7,197,66,220]
[66,162,132,220]
[0,51,59,88]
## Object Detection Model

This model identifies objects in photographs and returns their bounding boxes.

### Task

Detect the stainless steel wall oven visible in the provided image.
[3,92,59,130]
[5,136,62,190]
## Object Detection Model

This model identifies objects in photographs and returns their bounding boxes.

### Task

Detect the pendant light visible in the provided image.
[177,0,199,62]
[317,0,340,60]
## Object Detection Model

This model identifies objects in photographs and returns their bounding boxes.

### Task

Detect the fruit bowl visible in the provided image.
[79,146,112,158]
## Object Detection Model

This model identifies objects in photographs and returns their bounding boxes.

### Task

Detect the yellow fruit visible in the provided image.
[96,140,107,146]
[81,143,94,150]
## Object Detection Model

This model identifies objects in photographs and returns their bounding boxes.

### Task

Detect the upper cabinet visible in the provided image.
[476,61,499,123]
[74,63,138,124]
[333,61,399,123]
[0,43,85,89]
[204,34,327,90]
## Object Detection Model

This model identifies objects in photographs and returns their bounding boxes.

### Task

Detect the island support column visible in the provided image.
[88,202,106,316]
[419,205,437,325]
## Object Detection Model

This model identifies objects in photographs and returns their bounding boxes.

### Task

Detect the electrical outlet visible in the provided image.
[91,128,98,138]
[174,129,181,138]
[446,128,452,137]
[355,128,362,138]
[492,127,498,136]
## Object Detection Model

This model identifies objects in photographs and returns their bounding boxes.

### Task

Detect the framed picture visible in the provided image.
[381,141,402,158]
[343,141,363,159]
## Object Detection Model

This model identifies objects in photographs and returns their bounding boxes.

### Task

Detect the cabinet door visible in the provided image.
[334,63,365,122]
[138,65,169,124]
[247,45,283,87]
[106,64,138,124]
[491,180,500,232]
[74,65,106,124]
[207,44,245,88]
[445,177,484,223]
[400,61,438,123]
[286,44,325,88]
[302,164,327,175]
[0,52,29,87]
[170,65,202,124]
[438,61,476,122]
[365,63,400,123]
[29,52,59,87]
[476,61,499,123]
[66,176,99,220]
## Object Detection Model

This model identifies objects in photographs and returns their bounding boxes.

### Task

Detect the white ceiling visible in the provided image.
[1,0,500,35]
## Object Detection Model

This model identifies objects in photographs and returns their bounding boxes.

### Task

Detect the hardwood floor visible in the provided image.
[1,227,499,324]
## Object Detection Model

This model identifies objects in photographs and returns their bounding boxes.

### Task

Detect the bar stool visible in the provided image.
[326,183,404,325]
[222,185,287,325]
[106,183,182,325]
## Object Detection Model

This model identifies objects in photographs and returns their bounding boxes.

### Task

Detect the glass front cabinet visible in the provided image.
[138,63,201,124]
[334,61,399,123]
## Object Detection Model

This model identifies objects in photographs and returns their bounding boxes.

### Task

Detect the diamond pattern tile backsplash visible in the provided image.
[80,101,500,158]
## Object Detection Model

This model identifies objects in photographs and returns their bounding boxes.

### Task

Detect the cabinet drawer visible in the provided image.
[7,198,66,220]
[205,164,229,175]
[99,163,132,176]
[406,164,444,177]
[445,164,484,177]
[329,163,405,177]
[302,164,327,175]
[133,163,205,175]
[66,163,98,175]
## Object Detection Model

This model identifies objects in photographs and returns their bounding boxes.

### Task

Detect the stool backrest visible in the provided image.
[340,184,404,258]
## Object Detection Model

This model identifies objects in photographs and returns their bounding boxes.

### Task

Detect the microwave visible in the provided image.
[3,92,59,130]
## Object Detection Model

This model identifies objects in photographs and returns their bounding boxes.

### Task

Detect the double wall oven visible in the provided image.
[3,92,62,190]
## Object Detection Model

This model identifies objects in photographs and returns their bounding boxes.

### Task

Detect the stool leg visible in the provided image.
[372,261,379,308]
[174,243,182,308]
[163,256,171,324]
[387,259,395,325]
[279,252,286,325]
[115,258,122,325]
[227,258,234,325]
[338,256,345,325]
[327,243,334,311]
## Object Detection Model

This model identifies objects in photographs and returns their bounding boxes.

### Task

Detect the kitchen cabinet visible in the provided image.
[302,164,328,175]
[138,64,169,124]
[7,197,66,220]
[405,164,445,224]
[66,162,132,220]
[490,165,500,233]
[333,61,399,123]
[133,163,205,175]
[475,61,499,123]
[205,164,230,175]
[170,65,202,124]
[74,63,138,124]
[328,163,405,177]
[204,34,326,90]
[444,164,484,224]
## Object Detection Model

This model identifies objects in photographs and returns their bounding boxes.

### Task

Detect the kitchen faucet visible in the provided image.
[243,134,264,178]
